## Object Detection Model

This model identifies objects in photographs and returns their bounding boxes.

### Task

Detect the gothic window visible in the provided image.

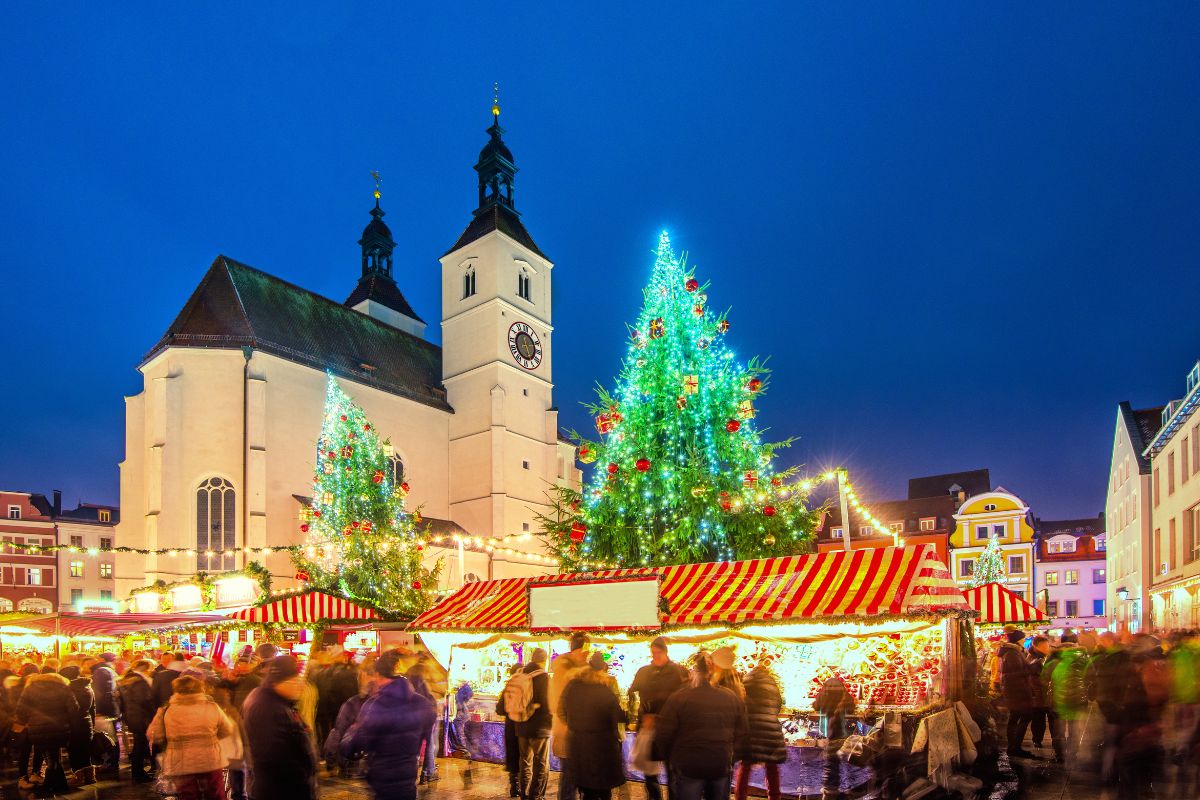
[389,454,405,486]
[196,477,236,572]
[517,268,531,301]
[463,267,476,299]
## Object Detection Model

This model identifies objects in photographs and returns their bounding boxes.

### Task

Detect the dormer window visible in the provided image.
[463,267,476,299]
[517,268,531,301]
[984,503,997,511]
[98,509,110,523]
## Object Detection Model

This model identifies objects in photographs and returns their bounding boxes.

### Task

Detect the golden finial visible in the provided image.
[371,170,381,201]
[492,82,500,118]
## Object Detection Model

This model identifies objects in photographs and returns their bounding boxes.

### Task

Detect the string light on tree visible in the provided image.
[971,535,1007,587]
[539,232,819,569]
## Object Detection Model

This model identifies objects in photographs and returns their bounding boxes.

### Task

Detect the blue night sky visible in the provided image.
[1,4,1197,520]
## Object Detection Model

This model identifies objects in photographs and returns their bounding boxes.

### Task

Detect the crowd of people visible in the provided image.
[985,625,1200,799]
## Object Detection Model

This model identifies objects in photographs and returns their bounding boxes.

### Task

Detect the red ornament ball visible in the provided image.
[412,580,422,590]
[364,424,371,431]
[721,501,732,512]
[327,450,336,459]
[299,524,309,533]
[747,378,763,392]
[416,544,424,551]
[570,521,587,543]
[763,505,777,517]
[607,462,619,475]
[685,278,699,292]
[635,458,651,472]
[726,419,741,433]
[351,520,360,529]
[340,414,348,421]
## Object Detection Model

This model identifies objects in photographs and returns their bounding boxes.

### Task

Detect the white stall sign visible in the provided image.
[528,577,659,631]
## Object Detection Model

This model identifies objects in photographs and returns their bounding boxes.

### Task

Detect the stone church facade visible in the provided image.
[114,106,579,601]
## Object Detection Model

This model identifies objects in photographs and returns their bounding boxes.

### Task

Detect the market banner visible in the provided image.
[410,544,970,632]
[228,590,380,624]
[961,582,1047,624]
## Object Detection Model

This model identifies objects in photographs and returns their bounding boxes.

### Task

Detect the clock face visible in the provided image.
[507,322,543,370]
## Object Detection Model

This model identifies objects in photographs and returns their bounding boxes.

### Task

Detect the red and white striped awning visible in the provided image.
[10,613,226,638]
[411,544,970,632]
[961,582,1047,624]
[228,591,380,624]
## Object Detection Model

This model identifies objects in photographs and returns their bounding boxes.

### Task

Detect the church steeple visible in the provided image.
[474,86,518,216]
[346,172,425,337]
[359,171,395,277]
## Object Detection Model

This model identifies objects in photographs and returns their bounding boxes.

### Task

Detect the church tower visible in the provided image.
[441,98,564,550]
[345,179,426,338]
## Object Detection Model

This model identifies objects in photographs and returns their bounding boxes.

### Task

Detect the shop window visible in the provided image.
[1065,570,1079,585]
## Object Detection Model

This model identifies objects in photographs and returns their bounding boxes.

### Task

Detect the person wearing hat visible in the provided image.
[736,655,787,800]
[342,649,437,800]
[242,655,318,800]
[559,652,627,800]
[709,647,745,700]
[628,637,689,800]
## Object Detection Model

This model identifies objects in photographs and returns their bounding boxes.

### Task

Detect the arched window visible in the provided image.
[517,267,531,301]
[18,597,51,614]
[389,454,405,486]
[0,598,13,612]
[463,267,476,299]
[196,477,236,572]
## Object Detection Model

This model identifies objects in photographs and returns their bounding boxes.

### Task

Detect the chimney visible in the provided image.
[52,490,61,517]
[955,490,966,509]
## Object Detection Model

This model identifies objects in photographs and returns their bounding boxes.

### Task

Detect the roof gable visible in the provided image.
[147,256,450,412]
[1118,402,1164,474]
[907,469,991,500]
[447,205,547,260]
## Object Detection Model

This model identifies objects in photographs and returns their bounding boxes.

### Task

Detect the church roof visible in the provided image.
[147,256,451,412]
[344,273,425,323]
[446,204,547,260]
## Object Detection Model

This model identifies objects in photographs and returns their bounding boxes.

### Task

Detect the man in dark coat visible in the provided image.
[656,654,748,800]
[117,659,157,783]
[314,654,360,756]
[561,653,627,800]
[233,643,279,712]
[151,651,186,708]
[736,661,787,800]
[15,672,84,792]
[90,653,120,718]
[628,636,689,800]
[997,628,1036,758]
[59,665,96,785]
[513,648,552,800]
[243,655,318,800]
[494,663,525,797]
[343,650,437,800]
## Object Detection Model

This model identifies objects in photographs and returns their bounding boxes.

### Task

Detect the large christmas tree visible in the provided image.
[970,536,1007,587]
[541,233,819,570]
[292,376,438,616]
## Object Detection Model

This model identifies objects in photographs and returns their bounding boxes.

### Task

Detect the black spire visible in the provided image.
[474,92,518,216]
[359,174,395,278]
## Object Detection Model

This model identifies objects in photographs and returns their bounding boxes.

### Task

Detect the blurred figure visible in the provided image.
[1027,636,1052,752]
[814,674,857,800]
[342,650,437,800]
[560,652,627,800]
[59,664,96,786]
[119,659,158,784]
[406,662,440,784]
[551,632,592,800]
[1167,631,1200,794]
[656,653,747,800]
[628,636,689,800]
[314,649,359,755]
[1045,635,1089,765]
[233,644,279,713]
[15,671,82,792]
[736,656,787,800]
[212,686,246,800]
[997,628,1036,758]
[148,674,233,800]
[511,648,552,800]
[493,663,526,797]
[153,652,188,708]
[1117,634,1169,800]
[709,647,746,701]
[1087,630,1130,780]
[243,655,318,800]
[323,654,378,778]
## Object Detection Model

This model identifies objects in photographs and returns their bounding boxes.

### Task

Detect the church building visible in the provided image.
[114,104,580,602]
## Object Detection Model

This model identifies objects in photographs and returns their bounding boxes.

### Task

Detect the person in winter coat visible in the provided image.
[1086,631,1129,780]
[560,654,627,800]
[153,652,188,708]
[511,648,552,800]
[406,662,441,784]
[494,663,525,797]
[1117,635,1169,800]
[1026,636,1052,751]
[323,666,374,778]
[996,629,1036,757]
[628,637,690,800]
[551,632,591,800]
[242,655,317,800]
[709,647,746,700]
[342,650,437,800]
[313,651,360,753]
[59,665,96,786]
[1045,643,1089,764]
[91,653,120,719]
[148,675,233,800]
[118,659,158,783]
[655,653,748,800]
[736,660,787,800]
[813,674,856,800]
[212,686,247,800]
[16,672,85,792]
[232,644,278,713]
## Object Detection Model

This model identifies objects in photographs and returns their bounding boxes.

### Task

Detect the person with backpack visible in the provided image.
[507,648,551,800]
[494,663,525,797]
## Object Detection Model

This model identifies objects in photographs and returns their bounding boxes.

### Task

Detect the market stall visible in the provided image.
[0,611,227,657]
[410,544,972,796]
[226,589,382,658]
[961,583,1046,626]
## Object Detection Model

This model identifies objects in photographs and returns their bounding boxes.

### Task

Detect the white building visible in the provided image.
[115,106,580,601]
[1105,401,1160,632]
[55,502,118,611]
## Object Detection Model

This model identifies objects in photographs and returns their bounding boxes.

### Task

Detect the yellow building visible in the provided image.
[949,490,1037,600]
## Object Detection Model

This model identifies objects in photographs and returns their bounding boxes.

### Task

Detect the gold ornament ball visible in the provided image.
[763,534,776,547]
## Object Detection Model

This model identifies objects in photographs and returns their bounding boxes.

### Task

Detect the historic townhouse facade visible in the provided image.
[1105,401,1160,632]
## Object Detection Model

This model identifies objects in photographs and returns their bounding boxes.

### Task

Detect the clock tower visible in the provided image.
[441,100,564,555]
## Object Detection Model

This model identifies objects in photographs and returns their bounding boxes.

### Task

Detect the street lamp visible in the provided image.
[1117,587,1129,601]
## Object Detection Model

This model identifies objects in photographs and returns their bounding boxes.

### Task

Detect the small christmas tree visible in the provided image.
[540,233,819,570]
[292,376,439,616]
[970,536,1006,587]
